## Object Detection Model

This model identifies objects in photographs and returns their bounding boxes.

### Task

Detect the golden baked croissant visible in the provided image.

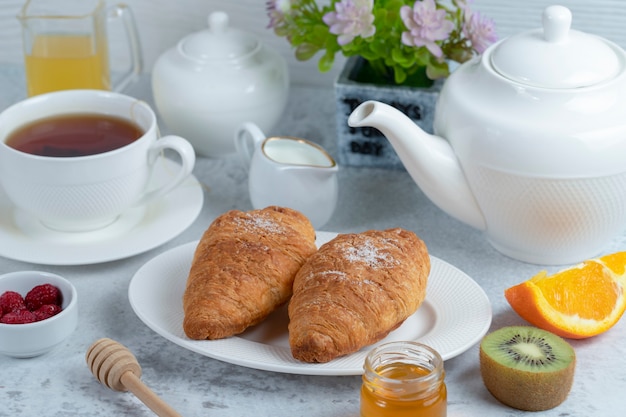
[183,206,317,340]
[288,228,430,363]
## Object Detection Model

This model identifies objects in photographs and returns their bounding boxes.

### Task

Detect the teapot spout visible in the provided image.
[348,100,486,231]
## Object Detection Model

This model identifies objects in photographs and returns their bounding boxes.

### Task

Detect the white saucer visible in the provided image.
[0,157,204,265]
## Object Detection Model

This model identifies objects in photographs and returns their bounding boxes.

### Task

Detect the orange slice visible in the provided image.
[505,252,626,339]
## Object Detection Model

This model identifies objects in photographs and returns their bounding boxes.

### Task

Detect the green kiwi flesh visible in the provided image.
[479,325,575,411]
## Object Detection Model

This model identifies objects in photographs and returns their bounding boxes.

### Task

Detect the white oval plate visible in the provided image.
[0,158,203,265]
[128,232,492,375]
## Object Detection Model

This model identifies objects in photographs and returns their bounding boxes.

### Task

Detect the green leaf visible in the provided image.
[391,48,415,67]
[318,52,335,72]
[274,26,289,38]
[370,40,388,57]
[311,24,330,43]
[426,60,450,80]
[394,66,407,84]
[295,44,320,61]
[413,47,431,66]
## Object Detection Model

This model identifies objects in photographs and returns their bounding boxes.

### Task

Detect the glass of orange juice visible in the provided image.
[17,0,142,96]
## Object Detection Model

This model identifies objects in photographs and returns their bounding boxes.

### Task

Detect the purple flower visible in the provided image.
[267,0,291,29]
[323,0,376,46]
[463,11,497,54]
[400,0,454,58]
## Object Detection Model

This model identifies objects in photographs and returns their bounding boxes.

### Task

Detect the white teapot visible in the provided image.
[152,11,289,157]
[348,5,626,265]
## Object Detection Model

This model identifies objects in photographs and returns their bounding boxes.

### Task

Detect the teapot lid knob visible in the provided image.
[208,11,229,34]
[542,5,571,43]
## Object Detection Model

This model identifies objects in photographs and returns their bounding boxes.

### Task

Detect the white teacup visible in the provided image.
[235,122,338,229]
[0,90,196,232]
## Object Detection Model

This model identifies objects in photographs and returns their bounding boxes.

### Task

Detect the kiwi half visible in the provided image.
[479,325,575,411]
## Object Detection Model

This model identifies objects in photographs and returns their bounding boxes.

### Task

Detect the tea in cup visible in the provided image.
[18,0,142,96]
[0,90,196,232]
[235,122,338,229]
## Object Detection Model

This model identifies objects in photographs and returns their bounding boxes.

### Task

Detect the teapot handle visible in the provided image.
[234,122,266,171]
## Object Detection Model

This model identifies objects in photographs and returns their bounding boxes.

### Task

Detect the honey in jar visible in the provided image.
[361,341,447,417]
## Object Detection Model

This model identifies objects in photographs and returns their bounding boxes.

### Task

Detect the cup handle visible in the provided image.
[134,135,196,207]
[108,4,143,93]
[234,122,267,172]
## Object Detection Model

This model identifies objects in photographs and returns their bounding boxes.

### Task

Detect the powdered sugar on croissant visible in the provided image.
[288,228,430,363]
[183,206,317,340]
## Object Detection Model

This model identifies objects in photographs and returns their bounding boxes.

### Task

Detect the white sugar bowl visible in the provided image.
[152,11,289,157]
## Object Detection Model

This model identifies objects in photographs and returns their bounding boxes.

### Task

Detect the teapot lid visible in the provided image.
[179,11,259,61]
[490,5,623,88]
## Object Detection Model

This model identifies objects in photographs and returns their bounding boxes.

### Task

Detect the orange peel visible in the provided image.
[505,252,626,339]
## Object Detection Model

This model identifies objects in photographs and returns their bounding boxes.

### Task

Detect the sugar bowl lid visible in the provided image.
[490,5,624,89]
[178,11,260,62]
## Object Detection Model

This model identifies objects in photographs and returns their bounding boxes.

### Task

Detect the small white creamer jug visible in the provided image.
[235,122,338,229]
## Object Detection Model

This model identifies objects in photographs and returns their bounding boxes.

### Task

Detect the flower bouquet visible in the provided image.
[267,0,497,87]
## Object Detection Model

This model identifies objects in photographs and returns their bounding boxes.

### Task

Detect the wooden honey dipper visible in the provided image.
[86,338,184,417]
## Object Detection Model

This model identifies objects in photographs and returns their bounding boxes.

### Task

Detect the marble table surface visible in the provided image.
[0,66,625,417]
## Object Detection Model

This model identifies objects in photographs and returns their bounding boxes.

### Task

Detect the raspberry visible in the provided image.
[33,304,63,321]
[25,284,62,311]
[0,309,36,324]
[0,291,26,315]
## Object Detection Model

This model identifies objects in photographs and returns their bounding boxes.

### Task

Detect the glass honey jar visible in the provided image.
[361,341,447,417]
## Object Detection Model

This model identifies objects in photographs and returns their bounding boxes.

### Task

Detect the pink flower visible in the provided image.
[463,11,497,53]
[267,0,291,29]
[400,0,454,58]
[323,0,376,46]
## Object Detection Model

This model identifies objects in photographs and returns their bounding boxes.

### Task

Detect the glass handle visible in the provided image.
[108,4,143,92]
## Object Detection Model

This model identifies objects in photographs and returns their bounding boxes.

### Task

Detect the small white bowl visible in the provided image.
[0,271,78,358]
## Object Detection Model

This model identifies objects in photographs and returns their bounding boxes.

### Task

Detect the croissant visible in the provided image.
[183,206,317,340]
[288,228,430,363]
